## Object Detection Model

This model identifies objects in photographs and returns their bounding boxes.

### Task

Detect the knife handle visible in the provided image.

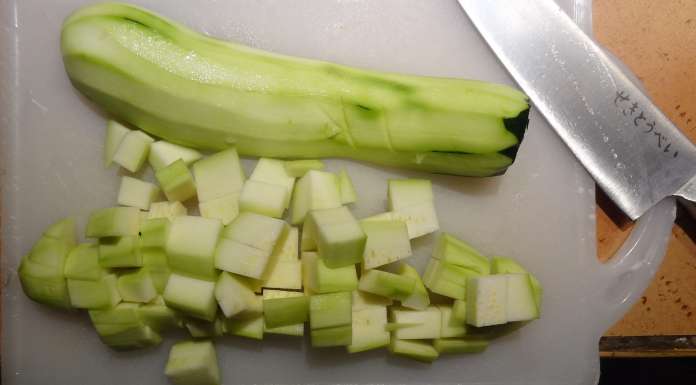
[594,198,674,334]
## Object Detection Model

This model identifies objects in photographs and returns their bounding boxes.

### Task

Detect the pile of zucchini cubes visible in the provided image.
[18,121,542,385]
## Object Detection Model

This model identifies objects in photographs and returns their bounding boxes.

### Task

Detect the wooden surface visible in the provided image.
[594,0,696,352]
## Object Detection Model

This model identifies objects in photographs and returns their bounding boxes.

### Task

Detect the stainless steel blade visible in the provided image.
[459,0,696,220]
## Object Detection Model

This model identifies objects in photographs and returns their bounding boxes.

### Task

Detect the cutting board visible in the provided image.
[0,1,658,384]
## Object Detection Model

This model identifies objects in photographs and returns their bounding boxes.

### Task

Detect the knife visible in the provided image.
[459,0,696,220]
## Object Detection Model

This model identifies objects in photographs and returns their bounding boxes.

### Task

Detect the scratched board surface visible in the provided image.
[1,1,613,384]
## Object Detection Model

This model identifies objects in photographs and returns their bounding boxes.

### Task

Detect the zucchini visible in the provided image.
[61,2,529,177]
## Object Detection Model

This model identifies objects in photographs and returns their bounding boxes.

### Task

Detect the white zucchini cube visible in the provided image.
[164,340,220,385]
[104,121,130,167]
[290,170,342,224]
[506,273,540,322]
[118,176,160,210]
[149,201,188,220]
[214,272,258,318]
[199,193,240,225]
[148,141,202,171]
[239,180,288,218]
[360,220,411,269]
[389,306,442,340]
[387,179,434,210]
[112,130,154,173]
[193,148,245,202]
[466,275,508,327]
[249,158,295,208]
[165,216,222,279]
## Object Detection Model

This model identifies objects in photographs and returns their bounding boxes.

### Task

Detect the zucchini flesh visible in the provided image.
[61,2,529,177]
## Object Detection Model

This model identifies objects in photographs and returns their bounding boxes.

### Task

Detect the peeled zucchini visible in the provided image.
[61,2,529,177]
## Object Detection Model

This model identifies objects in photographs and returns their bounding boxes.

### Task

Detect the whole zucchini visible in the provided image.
[61,2,529,176]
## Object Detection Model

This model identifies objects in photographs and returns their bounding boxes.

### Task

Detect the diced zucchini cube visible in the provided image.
[94,323,162,350]
[263,260,302,290]
[290,170,342,224]
[112,130,154,173]
[301,253,315,296]
[18,257,70,308]
[433,338,488,354]
[68,274,121,309]
[148,141,202,171]
[214,272,258,318]
[433,233,490,275]
[156,159,197,202]
[184,318,226,338]
[225,314,264,340]
[64,243,105,281]
[309,291,352,330]
[311,325,352,347]
[352,290,393,311]
[166,216,222,279]
[140,218,170,249]
[387,179,433,210]
[437,305,467,338]
[265,323,305,337]
[240,294,264,317]
[117,268,158,303]
[389,339,439,363]
[104,121,130,167]
[163,274,218,321]
[466,275,508,327]
[358,270,416,301]
[348,305,389,353]
[28,237,69,269]
[138,299,182,332]
[491,256,543,311]
[261,289,305,335]
[43,217,77,248]
[261,226,300,288]
[284,159,324,177]
[89,302,140,324]
[391,201,439,239]
[223,212,288,253]
[274,227,299,262]
[452,299,467,323]
[117,176,160,210]
[193,148,245,202]
[360,220,411,269]
[142,249,171,293]
[249,158,295,208]
[338,169,357,204]
[389,306,442,339]
[300,222,317,251]
[505,273,540,322]
[199,193,240,225]
[149,201,188,220]
[99,236,142,268]
[398,264,430,310]
[303,252,358,293]
[427,279,467,300]
[239,180,288,218]
[86,206,140,238]
[422,259,478,300]
[361,211,396,223]
[165,340,220,385]
[306,206,366,268]
[215,239,271,280]
[263,294,309,328]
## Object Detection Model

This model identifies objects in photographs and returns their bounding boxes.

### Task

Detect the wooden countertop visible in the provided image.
[594,0,696,356]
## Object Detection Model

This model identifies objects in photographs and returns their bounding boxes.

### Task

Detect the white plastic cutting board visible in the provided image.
[1,1,627,384]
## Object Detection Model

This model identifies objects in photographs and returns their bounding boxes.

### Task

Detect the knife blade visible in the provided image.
[459,0,696,220]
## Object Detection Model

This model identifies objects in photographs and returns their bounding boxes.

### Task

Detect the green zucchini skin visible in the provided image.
[61,2,529,176]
